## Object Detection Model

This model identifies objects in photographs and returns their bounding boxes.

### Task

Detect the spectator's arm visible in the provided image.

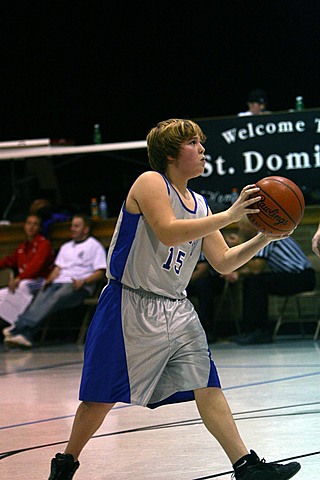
[83,268,105,285]
[221,257,266,283]
[43,265,61,286]
[72,269,105,290]
[7,276,20,293]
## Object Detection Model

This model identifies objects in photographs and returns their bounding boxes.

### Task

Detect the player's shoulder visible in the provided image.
[133,171,167,189]
[137,170,163,182]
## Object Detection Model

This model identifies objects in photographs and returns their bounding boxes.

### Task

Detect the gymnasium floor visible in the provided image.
[1,338,319,479]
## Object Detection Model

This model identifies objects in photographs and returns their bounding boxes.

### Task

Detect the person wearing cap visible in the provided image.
[238,88,271,116]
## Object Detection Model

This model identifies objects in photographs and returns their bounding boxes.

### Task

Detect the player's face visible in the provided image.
[177,136,206,178]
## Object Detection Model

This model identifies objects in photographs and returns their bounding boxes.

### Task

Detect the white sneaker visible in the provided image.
[2,325,15,337]
[4,334,33,348]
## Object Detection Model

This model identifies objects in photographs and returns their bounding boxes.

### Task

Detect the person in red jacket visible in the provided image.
[0,213,54,326]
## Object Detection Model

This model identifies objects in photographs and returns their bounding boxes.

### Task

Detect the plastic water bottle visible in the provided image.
[99,195,108,219]
[90,198,99,219]
[93,124,102,144]
[230,187,239,204]
[295,96,304,111]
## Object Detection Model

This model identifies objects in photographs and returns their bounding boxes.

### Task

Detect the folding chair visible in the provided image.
[272,255,320,341]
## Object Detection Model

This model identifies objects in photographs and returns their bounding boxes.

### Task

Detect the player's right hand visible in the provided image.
[228,185,261,223]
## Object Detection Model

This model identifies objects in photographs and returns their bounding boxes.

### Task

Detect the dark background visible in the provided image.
[1,1,320,219]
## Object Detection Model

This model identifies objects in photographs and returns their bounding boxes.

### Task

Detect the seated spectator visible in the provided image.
[0,214,54,327]
[229,218,316,344]
[238,88,271,117]
[3,214,107,348]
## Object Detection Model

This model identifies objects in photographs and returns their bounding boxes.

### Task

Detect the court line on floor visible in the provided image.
[1,402,319,459]
[0,403,131,430]
[0,360,83,376]
[1,346,320,376]
[1,359,320,378]
[2,405,319,432]
[1,361,320,378]
[223,369,320,390]
[1,370,320,430]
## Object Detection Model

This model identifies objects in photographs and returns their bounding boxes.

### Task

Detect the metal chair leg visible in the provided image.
[272,296,290,340]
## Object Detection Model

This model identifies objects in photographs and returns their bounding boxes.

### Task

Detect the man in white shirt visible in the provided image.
[3,214,107,348]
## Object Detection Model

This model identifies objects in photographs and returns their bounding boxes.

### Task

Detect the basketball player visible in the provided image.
[49,119,300,479]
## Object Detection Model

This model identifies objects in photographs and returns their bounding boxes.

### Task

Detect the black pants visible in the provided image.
[187,274,225,337]
[242,268,316,333]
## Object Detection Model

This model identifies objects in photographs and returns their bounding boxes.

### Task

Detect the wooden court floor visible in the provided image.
[0,338,319,479]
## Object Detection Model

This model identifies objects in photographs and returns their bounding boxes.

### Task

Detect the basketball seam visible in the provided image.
[265,178,304,219]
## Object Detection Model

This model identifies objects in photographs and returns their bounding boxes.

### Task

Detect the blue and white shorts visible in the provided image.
[79,280,221,407]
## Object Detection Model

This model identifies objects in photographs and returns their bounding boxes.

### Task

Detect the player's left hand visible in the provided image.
[260,229,295,242]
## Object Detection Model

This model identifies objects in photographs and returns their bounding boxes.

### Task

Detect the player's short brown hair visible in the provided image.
[146,118,206,173]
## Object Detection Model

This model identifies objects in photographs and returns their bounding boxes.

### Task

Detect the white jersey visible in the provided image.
[54,236,106,285]
[107,173,208,299]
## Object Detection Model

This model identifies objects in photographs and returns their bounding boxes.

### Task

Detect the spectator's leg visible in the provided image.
[13,284,88,339]
[242,275,270,333]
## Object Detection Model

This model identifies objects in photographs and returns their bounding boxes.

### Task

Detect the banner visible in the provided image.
[190,109,320,210]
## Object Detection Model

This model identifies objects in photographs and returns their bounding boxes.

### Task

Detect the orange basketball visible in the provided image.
[247,176,305,236]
